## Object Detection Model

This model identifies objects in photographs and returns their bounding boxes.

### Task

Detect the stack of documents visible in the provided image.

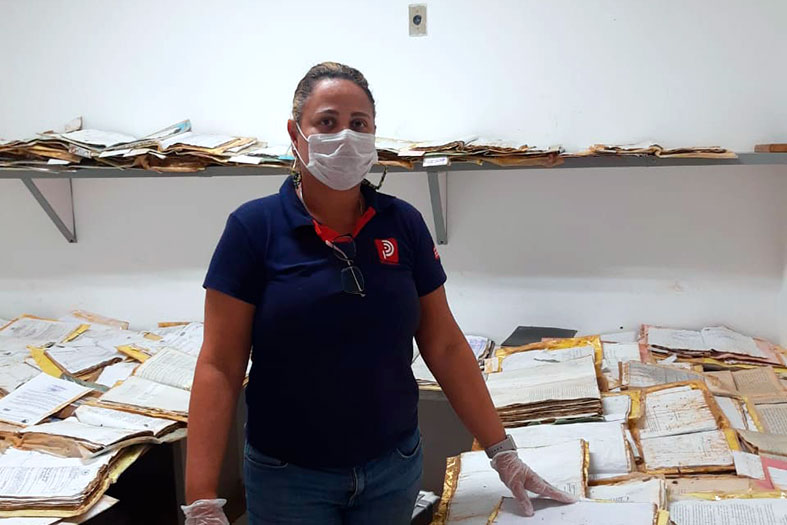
[95,347,196,421]
[17,404,182,457]
[632,383,734,474]
[644,325,784,366]
[0,446,140,518]
[486,355,603,426]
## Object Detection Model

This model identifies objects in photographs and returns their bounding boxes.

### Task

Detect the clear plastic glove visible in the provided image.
[181,498,230,525]
[491,451,578,516]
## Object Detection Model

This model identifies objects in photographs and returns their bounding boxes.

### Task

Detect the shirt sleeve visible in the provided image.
[203,213,264,305]
[411,211,447,297]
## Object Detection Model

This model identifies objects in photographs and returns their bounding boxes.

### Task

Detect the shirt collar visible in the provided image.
[279,177,394,232]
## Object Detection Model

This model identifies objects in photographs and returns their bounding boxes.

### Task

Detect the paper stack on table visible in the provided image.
[644,325,784,367]
[486,355,603,427]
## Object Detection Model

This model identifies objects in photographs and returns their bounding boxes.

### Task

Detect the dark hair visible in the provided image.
[292,62,376,123]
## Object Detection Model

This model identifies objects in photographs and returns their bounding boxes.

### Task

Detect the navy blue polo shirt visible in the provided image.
[203,178,446,468]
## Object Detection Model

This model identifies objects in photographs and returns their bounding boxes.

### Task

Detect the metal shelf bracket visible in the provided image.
[22,177,77,243]
[427,170,447,245]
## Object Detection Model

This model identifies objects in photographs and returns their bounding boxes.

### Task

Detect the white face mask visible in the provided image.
[293,123,378,191]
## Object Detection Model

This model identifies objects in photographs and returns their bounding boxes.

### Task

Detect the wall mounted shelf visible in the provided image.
[2,153,785,244]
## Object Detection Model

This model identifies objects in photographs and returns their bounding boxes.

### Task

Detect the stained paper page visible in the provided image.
[0,318,82,345]
[0,363,39,394]
[732,368,787,404]
[623,362,705,389]
[732,450,765,479]
[490,497,657,525]
[666,476,752,497]
[500,346,595,371]
[487,356,600,408]
[133,348,196,390]
[714,396,747,430]
[100,376,189,415]
[700,326,766,359]
[0,374,91,426]
[588,478,664,506]
[508,421,629,476]
[445,441,585,524]
[45,344,123,376]
[641,430,732,471]
[753,404,787,434]
[647,328,706,351]
[639,386,718,439]
[706,370,737,393]
[737,430,787,457]
[95,361,138,388]
[670,498,787,525]
[75,405,176,435]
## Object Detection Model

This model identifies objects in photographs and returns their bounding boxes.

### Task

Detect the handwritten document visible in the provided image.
[639,386,718,439]
[133,348,196,391]
[100,376,189,416]
[641,429,732,471]
[670,498,787,525]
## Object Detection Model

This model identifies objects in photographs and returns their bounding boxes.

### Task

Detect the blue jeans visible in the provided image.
[244,428,423,524]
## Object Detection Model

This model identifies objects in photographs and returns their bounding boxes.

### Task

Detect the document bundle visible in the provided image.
[0,312,207,519]
[431,323,787,525]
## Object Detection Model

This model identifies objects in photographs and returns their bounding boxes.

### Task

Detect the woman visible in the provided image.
[182,62,575,525]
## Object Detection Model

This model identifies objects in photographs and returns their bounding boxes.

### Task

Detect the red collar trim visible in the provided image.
[312,206,377,243]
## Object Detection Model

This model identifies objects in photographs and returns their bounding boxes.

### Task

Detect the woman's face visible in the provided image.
[289,78,376,166]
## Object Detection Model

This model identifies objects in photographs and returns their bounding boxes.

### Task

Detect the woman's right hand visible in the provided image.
[182,498,230,525]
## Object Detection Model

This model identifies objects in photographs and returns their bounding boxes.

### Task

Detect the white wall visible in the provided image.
[1,1,786,343]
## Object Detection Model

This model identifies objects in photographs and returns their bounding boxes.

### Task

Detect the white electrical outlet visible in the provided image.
[409,4,427,37]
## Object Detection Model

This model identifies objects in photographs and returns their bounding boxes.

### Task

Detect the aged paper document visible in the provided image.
[0,374,91,426]
[640,430,733,471]
[670,498,787,525]
[98,376,189,417]
[133,348,196,391]
[638,386,718,439]
[489,497,657,525]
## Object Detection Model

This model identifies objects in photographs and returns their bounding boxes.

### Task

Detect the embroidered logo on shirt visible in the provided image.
[375,238,399,265]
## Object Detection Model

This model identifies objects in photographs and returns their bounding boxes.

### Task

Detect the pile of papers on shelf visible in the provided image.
[433,322,787,525]
[375,136,564,169]
[0,117,738,176]
[571,142,736,159]
[0,118,293,173]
